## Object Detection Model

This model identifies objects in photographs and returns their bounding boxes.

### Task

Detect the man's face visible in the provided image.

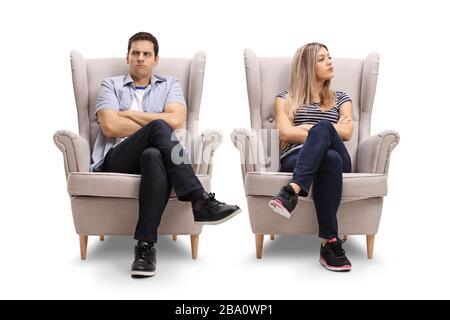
[126,40,159,80]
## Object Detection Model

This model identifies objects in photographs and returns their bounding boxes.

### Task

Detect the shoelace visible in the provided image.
[136,244,152,260]
[328,239,346,257]
[205,193,225,206]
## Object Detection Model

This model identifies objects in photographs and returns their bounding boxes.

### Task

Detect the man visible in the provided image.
[91,32,240,278]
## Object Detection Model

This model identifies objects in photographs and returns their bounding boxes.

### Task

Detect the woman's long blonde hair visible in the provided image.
[285,43,335,121]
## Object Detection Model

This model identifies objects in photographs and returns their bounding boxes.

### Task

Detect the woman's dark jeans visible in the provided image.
[280,120,351,239]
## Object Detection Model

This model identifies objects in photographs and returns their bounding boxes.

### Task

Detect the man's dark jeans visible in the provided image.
[280,120,351,239]
[100,119,204,243]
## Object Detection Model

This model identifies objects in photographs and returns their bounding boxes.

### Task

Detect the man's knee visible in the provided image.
[140,147,163,165]
[145,119,172,132]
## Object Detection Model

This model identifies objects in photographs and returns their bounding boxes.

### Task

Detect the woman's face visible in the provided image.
[315,47,334,81]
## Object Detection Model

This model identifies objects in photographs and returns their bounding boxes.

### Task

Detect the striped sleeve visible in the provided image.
[276,89,288,99]
[335,91,351,109]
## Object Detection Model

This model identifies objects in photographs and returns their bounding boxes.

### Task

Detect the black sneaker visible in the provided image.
[319,238,352,272]
[268,184,298,218]
[131,241,156,278]
[193,192,241,225]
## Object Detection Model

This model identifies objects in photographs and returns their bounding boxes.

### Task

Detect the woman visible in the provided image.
[268,43,353,272]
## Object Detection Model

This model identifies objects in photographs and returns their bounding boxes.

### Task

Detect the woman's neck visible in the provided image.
[311,80,325,102]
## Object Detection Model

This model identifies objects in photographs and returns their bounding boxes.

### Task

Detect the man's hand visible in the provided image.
[120,103,186,130]
[97,109,142,138]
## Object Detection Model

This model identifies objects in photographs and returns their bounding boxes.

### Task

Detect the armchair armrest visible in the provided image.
[231,128,278,183]
[357,130,400,175]
[191,129,223,176]
[231,128,257,182]
[54,130,90,178]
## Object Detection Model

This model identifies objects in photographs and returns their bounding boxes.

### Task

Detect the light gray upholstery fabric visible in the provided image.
[357,130,400,174]
[68,172,211,199]
[55,51,217,240]
[54,130,90,177]
[233,49,400,237]
[246,196,383,235]
[71,197,202,236]
[245,172,387,202]
[231,128,267,178]
[189,129,223,176]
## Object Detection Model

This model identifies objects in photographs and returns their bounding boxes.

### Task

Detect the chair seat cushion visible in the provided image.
[245,172,387,201]
[67,172,211,199]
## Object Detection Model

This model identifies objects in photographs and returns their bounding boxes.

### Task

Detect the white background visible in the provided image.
[0,0,449,299]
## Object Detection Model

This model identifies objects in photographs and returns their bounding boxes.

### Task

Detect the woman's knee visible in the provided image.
[315,120,333,129]
[309,120,333,136]
[322,150,343,170]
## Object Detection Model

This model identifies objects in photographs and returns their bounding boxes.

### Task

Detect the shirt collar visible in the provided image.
[123,73,165,88]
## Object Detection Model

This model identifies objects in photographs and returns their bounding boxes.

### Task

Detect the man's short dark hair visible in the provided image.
[127,32,159,56]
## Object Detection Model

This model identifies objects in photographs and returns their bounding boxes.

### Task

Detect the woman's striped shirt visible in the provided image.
[277,90,351,160]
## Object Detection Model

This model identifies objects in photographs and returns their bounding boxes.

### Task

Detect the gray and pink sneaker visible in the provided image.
[268,185,298,219]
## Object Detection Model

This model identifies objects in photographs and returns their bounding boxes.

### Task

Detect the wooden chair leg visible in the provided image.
[99,234,104,241]
[256,234,264,259]
[366,234,375,259]
[79,235,88,260]
[270,234,275,240]
[190,234,199,260]
[172,235,177,241]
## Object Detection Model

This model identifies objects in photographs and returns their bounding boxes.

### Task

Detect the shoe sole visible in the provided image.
[268,199,291,219]
[131,270,156,278]
[319,257,351,272]
[195,209,241,225]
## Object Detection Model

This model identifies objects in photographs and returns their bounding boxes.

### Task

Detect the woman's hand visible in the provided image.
[299,124,314,131]
[337,115,351,125]
[333,102,354,141]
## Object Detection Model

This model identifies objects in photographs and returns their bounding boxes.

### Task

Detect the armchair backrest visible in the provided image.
[70,51,206,151]
[244,49,379,172]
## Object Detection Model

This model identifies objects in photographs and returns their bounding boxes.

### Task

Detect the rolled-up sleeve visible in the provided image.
[95,79,120,114]
[165,78,186,107]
